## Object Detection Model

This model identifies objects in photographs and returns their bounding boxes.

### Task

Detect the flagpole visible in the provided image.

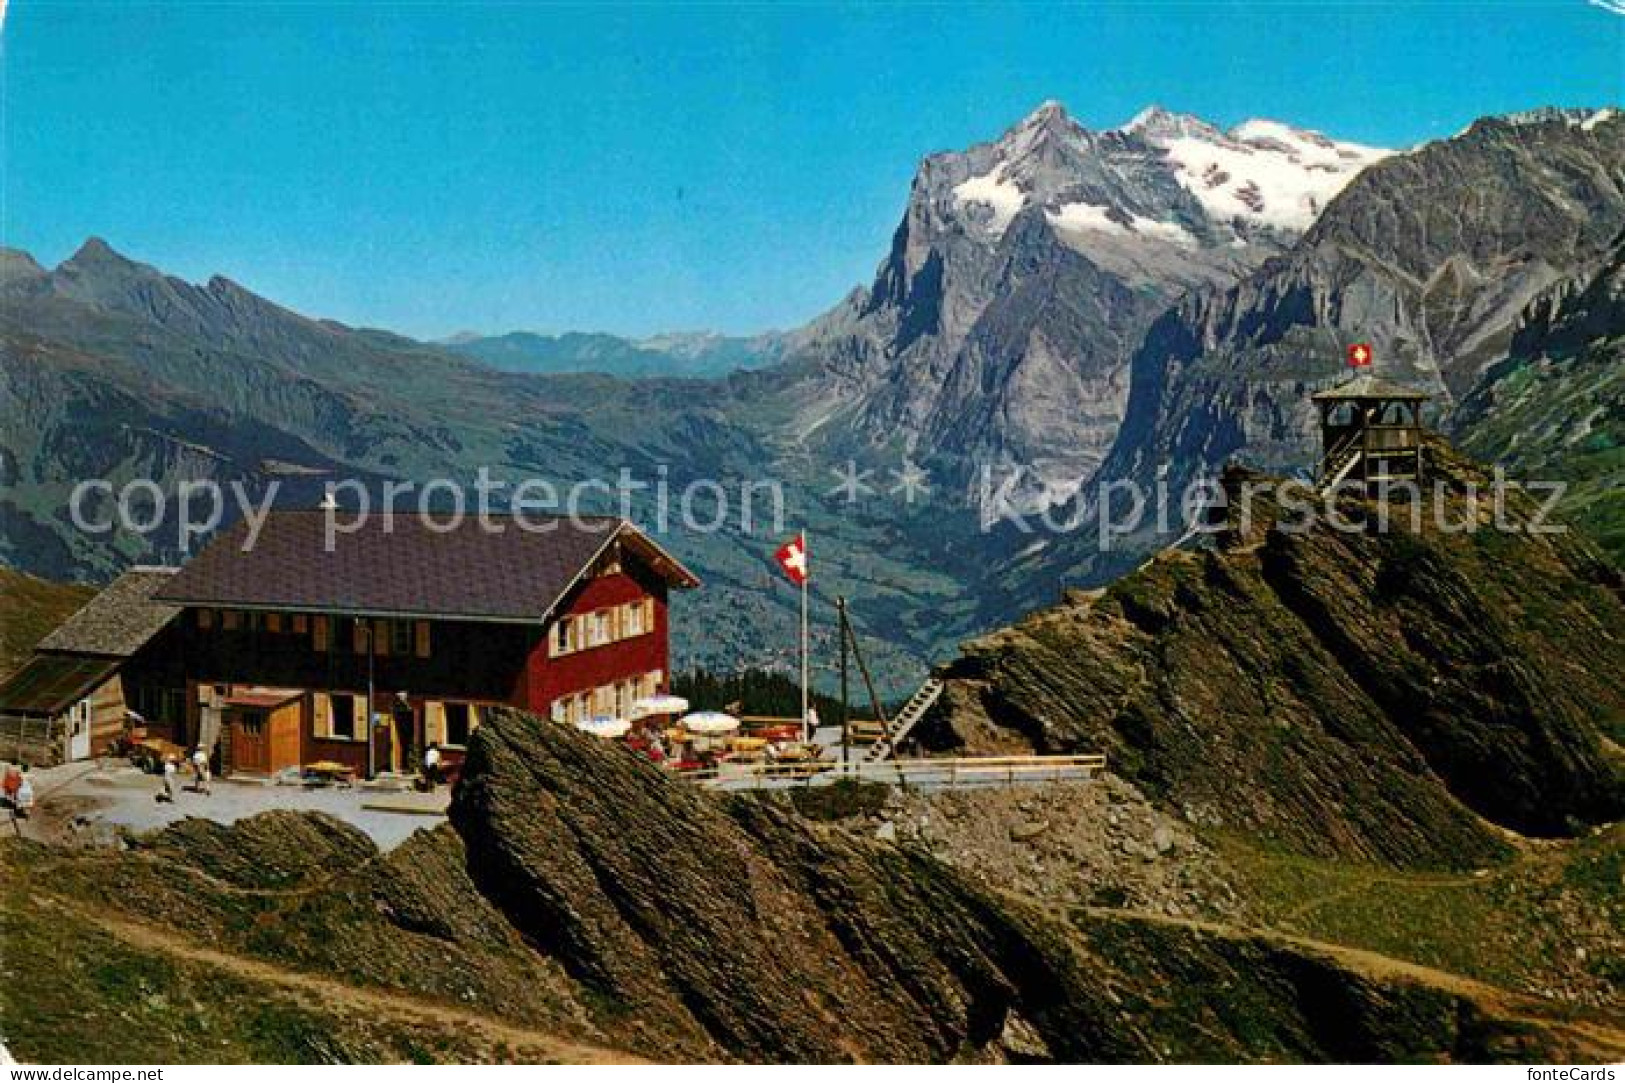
[800,531,810,743]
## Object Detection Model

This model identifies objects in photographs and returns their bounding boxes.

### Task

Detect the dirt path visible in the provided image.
[1068,903,1625,1059]
[33,894,645,1065]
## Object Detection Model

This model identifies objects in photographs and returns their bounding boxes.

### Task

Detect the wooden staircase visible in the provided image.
[1320,432,1365,491]
[862,678,945,763]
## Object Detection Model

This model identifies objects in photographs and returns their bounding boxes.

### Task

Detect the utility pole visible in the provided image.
[799,531,810,743]
[365,621,376,780]
[837,596,850,768]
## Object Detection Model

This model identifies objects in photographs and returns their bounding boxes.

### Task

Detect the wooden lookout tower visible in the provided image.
[1311,374,1431,490]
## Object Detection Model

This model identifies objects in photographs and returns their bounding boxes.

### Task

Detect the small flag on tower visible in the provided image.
[1347,342,1374,368]
[775,533,809,586]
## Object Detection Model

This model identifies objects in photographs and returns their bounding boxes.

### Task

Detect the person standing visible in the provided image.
[191,747,212,795]
[13,767,34,819]
[422,743,441,792]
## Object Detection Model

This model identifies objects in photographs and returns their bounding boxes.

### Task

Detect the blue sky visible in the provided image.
[3,2,1620,338]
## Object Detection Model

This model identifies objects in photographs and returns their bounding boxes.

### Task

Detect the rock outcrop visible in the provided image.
[926,442,1625,868]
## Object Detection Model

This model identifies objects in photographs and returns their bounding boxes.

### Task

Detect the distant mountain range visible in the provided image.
[2,102,1620,689]
[441,329,793,379]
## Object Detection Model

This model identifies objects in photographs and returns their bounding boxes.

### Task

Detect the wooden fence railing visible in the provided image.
[0,713,62,767]
[680,753,1106,791]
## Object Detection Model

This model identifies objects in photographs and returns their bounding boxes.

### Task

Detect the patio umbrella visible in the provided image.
[630,694,690,719]
[576,716,632,739]
[678,710,740,735]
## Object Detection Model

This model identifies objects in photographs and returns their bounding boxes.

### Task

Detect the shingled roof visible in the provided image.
[0,655,119,716]
[155,511,699,623]
[36,567,184,658]
[1311,374,1432,401]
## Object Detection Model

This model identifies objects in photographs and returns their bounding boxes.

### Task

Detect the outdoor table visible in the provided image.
[303,761,357,788]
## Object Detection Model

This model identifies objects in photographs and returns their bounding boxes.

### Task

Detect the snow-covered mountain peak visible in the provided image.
[1140,115,1391,232]
[1119,104,1224,143]
[943,102,1389,246]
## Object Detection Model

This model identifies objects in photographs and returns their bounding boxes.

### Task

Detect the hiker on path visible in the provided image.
[191,747,212,795]
[422,743,441,792]
[2,764,20,809]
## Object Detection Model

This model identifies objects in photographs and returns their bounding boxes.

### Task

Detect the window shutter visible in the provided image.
[426,700,445,744]
[352,621,368,654]
[222,609,240,631]
[415,621,431,659]
[292,614,308,635]
[197,608,214,630]
[355,695,370,734]
[266,612,283,634]
[374,619,391,657]
[313,616,330,652]
[313,693,331,738]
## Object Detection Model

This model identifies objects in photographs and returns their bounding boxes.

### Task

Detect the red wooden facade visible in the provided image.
[122,521,695,778]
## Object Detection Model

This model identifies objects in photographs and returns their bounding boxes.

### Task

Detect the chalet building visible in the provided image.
[0,568,184,766]
[1,512,698,777]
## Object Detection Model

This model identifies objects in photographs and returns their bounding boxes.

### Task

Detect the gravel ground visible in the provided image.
[6,759,446,851]
[873,775,1246,921]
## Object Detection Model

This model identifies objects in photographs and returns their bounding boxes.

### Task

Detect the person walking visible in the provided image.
[191,747,212,795]
[157,753,180,803]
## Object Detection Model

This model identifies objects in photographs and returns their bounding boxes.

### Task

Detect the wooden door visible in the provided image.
[231,710,270,774]
[66,700,91,761]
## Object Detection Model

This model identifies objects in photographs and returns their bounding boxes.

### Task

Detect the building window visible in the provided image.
[623,598,655,637]
[266,612,283,634]
[196,608,214,630]
[589,610,612,647]
[389,620,414,656]
[292,613,309,635]
[552,617,574,657]
[413,620,431,659]
[221,609,241,631]
[329,693,357,740]
[313,615,330,653]
[444,702,471,747]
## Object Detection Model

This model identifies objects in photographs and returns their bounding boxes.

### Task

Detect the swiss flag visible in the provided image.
[1347,342,1374,368]
[774,533,809,586]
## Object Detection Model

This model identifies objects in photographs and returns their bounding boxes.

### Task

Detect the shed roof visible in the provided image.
[0,654,118,716]
[36,567,184,658]
[156,511,699,623]
[1311,374,1432,401]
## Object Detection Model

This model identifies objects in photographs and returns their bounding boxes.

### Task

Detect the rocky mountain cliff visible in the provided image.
[784,102,1388,510]
[1094,109,1625,505]
[1454,231,1625,560]
[925,442,1625,869]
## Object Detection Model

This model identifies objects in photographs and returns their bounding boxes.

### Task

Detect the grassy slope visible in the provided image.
[1212,825,1624,1011]
[0,879,634,1064]
[0,568,93,680]
[1455,341,1624,565]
